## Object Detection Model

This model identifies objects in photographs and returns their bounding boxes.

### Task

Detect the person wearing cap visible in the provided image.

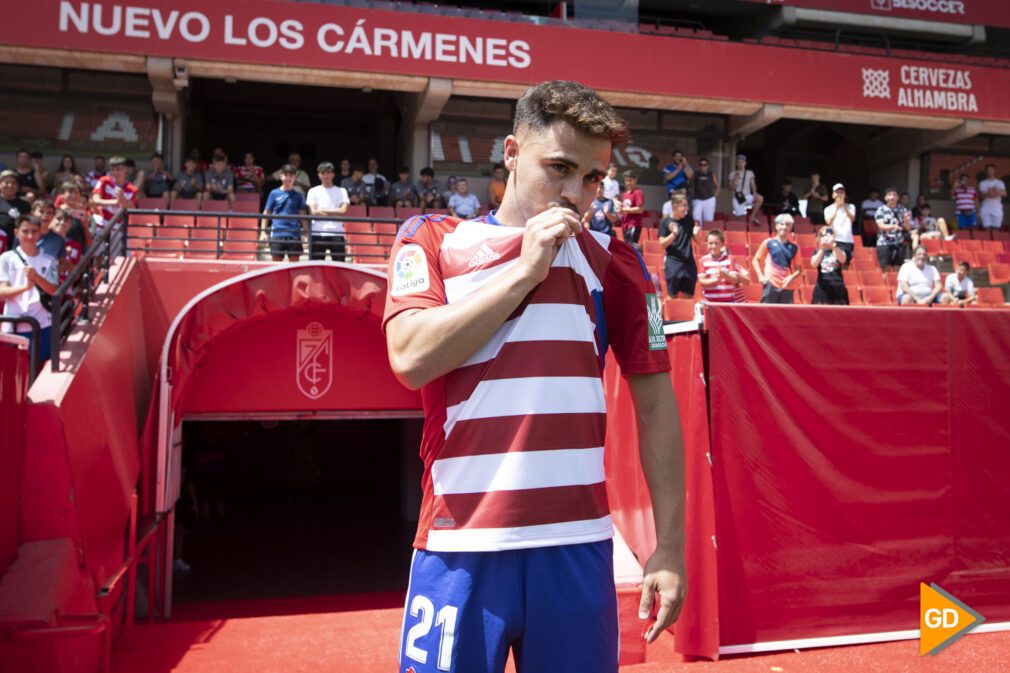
[823,183,856,266]
[262,164,307,262]
[0,169,31,244]
[306,161,349,261]
[728,154,763,225]
[800,172,829,225]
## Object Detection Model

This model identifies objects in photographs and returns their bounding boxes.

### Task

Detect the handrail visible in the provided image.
[0,316,41,381]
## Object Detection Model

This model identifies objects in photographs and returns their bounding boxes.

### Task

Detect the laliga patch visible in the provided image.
[392,244,430,297]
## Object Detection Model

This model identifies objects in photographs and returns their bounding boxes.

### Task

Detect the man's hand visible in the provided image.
[639,547,688,643]
[515,206,581,286]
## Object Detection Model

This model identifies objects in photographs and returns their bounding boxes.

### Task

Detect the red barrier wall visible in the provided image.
[0,337,29,575]
[706,305,1010,648]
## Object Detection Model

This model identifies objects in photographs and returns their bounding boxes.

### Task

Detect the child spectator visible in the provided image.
[618,169,645,246]
[389,167,419,209]
[810,226,849,305]
[601,163,621,202]
[235,153,265,196]
[305,161,349,261]
[487,163,507,210]
[204,155,236,207]
[448,179,481,219]
[364,158,388,206]
[28,200,67,264]
[271,153,311,195]
[14,149,48,201]
[658,194,701,299]
[51,210,83,284]
[172,157,205,205]
[823,183,856,266]
[0,215,59,361]
[753,213,801,303]
[262,164,306,262]
[910,203,954,247]
[874,187,909,271]
[55,183,92,249]
[897,245,942,305]
[342,165,375,206]
[91,157,138,232]
[0,170,31,243]
[943,261,977,307]
[583,182,617,237]
[698,229,748,303]
[952,174,978,230]
[416,167,444,210]
[142,153,175,203]
[85,156,106,190]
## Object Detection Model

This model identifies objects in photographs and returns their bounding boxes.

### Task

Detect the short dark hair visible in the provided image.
[623,169,637,180]
[782,179,793,186]
[108,156,128,168]
[30,151,43,160]
[669,193,688,206]
[884,187,898,196]
[514,80,629,146]
[317,161,335,173]
[707,229,725,242]
[920,203,931,210]
[279,164,297,175]
[16,214,41,228]
[420,167,434,177]
[986,163,996,170]
[493,163,504,171]
[351,164,365,174]
[958,261,971,271]
[399,166,410,174]
[672,149,683,156]
[151,152,164,160]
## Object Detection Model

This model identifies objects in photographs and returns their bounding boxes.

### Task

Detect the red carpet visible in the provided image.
[111,595,1008,673]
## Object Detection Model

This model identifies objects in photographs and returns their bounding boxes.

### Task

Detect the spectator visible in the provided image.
[487,163,506,209]
[0,170,31,243]
[899,192,911,212]
[342,165,375,206]
[51,156,80,194]
[338,159,352,184]
[662,149,693,195]
[823,183,856,265]
[800,172,829,224]
[979,163,1007,229]
[689,156,719,225]
[601,162,621,202]
[13,149,46,201]
[943,261,977,307]
[51,209,83,284]
[305,161,349,262]
[441,176,458,205]
[363,157,388,206]
[187,148,208,172]
[28,200,67,264]
[874,187,909,271]
[204,155,236,207]
[142,153,174,203]
[618,169,645,246]
[810,225,849,305]
[54,183,91,247]
[728,154,763,225]
[860,188,884,221]
[85,157,107,190]
[448,178,481,219]
[125,159,142,190]
[658,194,701,299]
[753,213,801,304]
[172,157,205,206]
[389,166,418,209]
[0,215,59,361]
[234,153,264,196]
[911,193,930,220]
[262,164,306,262]
[698,229,748,303]
[416,167,444,210]
[583,182,617,236]
[952,173,978,230]
[910,203,954,247]
[771,179,800,216]
[272,153,311,195]
[91,156,138,232]
[640,155,664,185]
[897,245,942,305]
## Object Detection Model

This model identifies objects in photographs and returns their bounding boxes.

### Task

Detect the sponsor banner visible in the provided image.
[8,1,1010,123]
[738,0,1010,29]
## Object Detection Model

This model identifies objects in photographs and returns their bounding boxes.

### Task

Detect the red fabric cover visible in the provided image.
[706,304,1010,647]
[0,338,29,574]
[604,333,719,660]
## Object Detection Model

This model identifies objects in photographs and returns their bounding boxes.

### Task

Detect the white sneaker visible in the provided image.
[945,235,956,241]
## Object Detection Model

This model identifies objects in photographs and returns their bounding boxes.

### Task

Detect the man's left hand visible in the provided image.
[639,548,687,643]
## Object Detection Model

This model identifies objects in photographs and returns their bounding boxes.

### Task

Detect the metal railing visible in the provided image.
[0,316,41,381]
[49,209,130,372]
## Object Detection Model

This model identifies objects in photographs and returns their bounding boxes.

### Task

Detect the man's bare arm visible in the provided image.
[627,371,687,643]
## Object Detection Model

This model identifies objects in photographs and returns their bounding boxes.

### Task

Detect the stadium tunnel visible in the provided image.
[149,262,423,613]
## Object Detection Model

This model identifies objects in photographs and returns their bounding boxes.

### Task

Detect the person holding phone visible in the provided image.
[810,226,848,305]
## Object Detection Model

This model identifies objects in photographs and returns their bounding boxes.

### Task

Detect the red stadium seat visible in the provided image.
[663,298,695,322]
[232,200,260,214]
[846,286,863,305]
[842,269,859,287]
[642,240,663,256]
[396,207,423,219]
[741,284,763,303]
[858,271,886,287]
[346,204,368,218]
[368,206,396,220]
[952,251,977,268]
[201,199,229,212]
[988,263,1010,286]
[963,239,984,252]
[863,286,893,305]
[977,287,1005,307]
[975,251,997,266]
[221,224,260,260]
[137,196,166,210]
[723,220,747,232]
[852,257,879,273]
[803,269,818,286]
[981,240,1003,253]
[148,226,188,257]
[169,198,199,211]
[186,227,221,259]
[799,286,815,304]
[796,233,816,248]
[727,243,748,259]
[235,192,259,203]
[921,238,944,256]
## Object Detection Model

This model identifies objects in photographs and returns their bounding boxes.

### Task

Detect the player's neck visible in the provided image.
[495,197,525,228]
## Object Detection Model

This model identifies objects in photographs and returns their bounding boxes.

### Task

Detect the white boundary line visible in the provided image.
[719,621,1010,655]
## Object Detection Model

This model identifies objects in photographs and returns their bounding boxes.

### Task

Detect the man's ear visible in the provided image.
[503,135,519,173]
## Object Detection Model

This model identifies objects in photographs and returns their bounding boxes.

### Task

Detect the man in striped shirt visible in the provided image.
[384,81,686,673]
[698,229,748,303]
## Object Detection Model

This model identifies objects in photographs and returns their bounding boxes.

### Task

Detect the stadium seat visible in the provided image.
[221,225,260,260]
[232,200,260,214]
[852,258,879,273]
[346,204,368,218]
[975,251,997,266]
[642,252,664,269]
[640,227,657,242]
[851,247,876,262]
[884,271,899,290]
[164,214,196,229]
[741,284,763,302]
[977,287,1005,307]
[374,222,399,258]
[799,286,814,304]
[846,286,863,305]
[921,238,944,256]
[988,263,1010,286]
[344,221,378,262]
[235,192,260,203]
[643,240,663,255]
[723,220,747,232]
[148,226,188,257]
[169,198,199,212]
[726,243,748,259]
[963,240,984,252]
[186,227,221,259]
[952,251,977,268]
[396,207,423,219]
[368,206,396,220]
[195,215,226,231]
[842,269,859,287]
[803,269,818,286]
[863,286,893,306]
[663,298,695,322]
[858,271,885,287]
[997,253,1010,265]
[746,232,766,248]
[201,199,229,212]
[137,196,166,210]
[981,241,1003,253]
[796,233,816,248]
[425,208,450,216]
[991,231,1010,243]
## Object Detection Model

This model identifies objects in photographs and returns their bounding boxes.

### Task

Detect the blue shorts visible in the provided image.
[957,211,976,229]
[397,540,618,673]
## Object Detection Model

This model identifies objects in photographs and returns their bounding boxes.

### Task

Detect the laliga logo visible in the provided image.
[919,583,985,656]
[296,321,333,400]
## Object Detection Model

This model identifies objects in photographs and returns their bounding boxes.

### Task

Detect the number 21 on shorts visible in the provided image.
[404,594,459,672]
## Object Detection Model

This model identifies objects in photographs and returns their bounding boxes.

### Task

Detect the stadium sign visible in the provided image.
[862,65,979,113]
[739,0,1010,28]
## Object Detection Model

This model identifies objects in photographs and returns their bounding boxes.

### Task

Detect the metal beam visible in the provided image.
[868,119,983,168]
[728,104,783,140]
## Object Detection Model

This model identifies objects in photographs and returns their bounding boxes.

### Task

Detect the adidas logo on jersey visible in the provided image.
[468,242,502,268]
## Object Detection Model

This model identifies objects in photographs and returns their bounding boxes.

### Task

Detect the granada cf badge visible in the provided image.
[296,321,332,400]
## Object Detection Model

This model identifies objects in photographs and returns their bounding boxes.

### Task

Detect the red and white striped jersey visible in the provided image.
[383,213,670,552]
[953,185,977,212]
[91,176,138,229]
[699,252,746,303]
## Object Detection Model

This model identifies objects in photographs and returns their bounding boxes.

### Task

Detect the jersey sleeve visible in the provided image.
[381,216,449,335]
[263,190,277,213]
[602,240,671,376]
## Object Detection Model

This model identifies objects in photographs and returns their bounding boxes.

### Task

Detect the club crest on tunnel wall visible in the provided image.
[296,321,333,400]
